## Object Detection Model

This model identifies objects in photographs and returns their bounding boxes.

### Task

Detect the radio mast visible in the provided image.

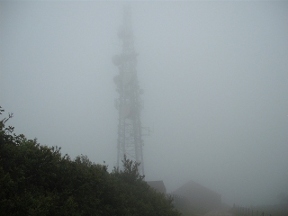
[113,5,144,175]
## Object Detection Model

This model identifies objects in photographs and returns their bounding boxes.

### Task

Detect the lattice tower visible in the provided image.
[112,6,144,175]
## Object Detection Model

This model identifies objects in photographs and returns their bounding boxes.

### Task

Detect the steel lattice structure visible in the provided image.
[113,6,144,175]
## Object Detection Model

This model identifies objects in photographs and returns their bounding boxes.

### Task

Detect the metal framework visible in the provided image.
[113,6,144,175]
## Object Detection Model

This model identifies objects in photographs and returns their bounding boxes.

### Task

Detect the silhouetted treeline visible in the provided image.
[0,107,180,216]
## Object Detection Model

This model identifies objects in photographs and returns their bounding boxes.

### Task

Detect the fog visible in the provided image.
[1,1,287,207]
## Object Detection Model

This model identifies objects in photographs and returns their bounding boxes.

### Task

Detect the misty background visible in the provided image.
[1,1,287,207]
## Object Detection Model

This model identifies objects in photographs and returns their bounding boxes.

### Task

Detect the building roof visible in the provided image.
[147,180,166,194]
[174,180,220,197]
[173,180,221,211]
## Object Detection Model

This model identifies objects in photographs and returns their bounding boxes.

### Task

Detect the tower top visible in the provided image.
[117,4,134,54]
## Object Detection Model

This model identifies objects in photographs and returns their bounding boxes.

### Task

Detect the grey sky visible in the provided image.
[1,1,288,206]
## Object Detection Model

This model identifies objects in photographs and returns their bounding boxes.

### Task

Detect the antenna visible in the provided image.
[113,5,145,176]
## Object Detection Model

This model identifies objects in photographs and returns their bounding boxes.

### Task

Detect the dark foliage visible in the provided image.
[0,107,180,216]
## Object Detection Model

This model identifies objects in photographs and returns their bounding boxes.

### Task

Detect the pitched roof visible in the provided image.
[147,180,166,194]
[173,180,221,211]
[174,180,220,197]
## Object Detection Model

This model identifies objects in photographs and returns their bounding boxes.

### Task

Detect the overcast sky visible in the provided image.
[1,1,288,206]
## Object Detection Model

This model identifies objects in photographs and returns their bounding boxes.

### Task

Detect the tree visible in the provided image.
[0,106,180,216]
[110,155,181,216]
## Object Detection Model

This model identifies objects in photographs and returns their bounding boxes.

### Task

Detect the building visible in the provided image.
[147,181,166,194]
[173,180,221,212]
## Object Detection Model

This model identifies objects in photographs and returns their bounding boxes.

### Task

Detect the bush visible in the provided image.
[0,107,180,216]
